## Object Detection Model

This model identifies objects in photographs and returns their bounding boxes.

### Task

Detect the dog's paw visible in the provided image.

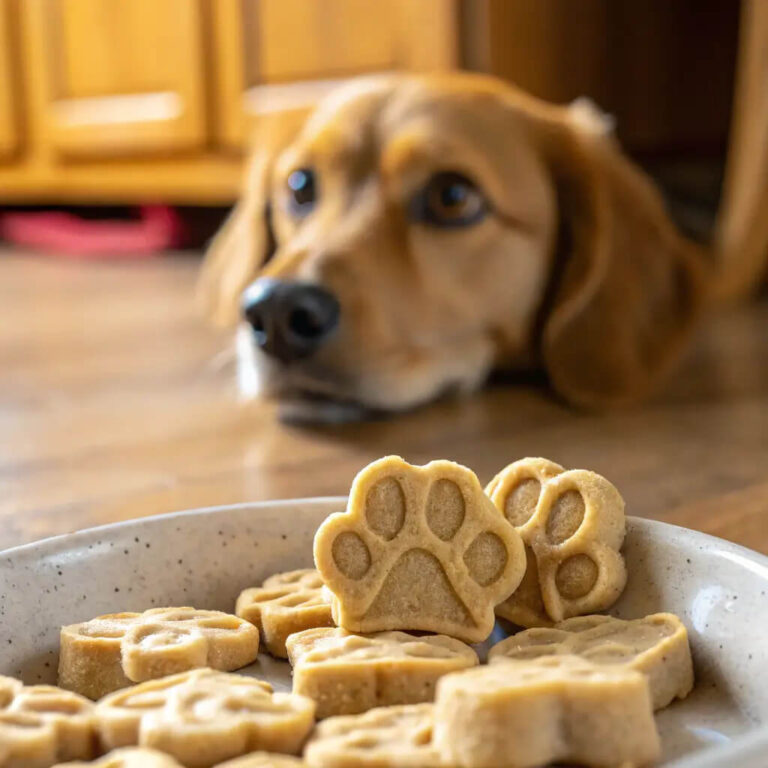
[487,459,626,625]
[314,456,525,643]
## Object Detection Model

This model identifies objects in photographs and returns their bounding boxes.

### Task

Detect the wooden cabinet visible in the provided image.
[25,0,208,157]
[214,0,457,146]
[0,0,458,203]
[0,0,20,159]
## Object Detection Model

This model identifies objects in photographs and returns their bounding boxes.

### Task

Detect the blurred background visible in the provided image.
[1,1,767,554]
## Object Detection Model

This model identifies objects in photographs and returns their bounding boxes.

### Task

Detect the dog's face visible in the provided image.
[200,73,706,421]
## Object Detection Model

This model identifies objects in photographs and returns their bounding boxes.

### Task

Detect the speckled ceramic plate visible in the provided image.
[0,498,767,767]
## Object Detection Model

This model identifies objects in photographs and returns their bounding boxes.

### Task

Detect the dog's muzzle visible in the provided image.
[241,278,340,364]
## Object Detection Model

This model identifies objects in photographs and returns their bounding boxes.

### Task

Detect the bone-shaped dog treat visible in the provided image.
[52,748,183,768]
[304,703,441,768]
[489,611,694,710]
[237,569,334,658]
[286,627,478,718]
[59,607,260,699]
[53,748,307,768]
[315,456,525,643]
[95,668,315,768]
[0,674,96,768]
[434,655,660,768]
[486,457,627,626]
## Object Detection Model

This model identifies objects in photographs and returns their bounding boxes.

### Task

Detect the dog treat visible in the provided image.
[489,611,694,710]
[0,675,96,768]
[434,655,660,768]
[486,457,626,626]
[95,668,315,767]
[287,627,478,718]
[59,607,260,699]
[52,748,183,768]
[53,749,307,768]
[217,755,307,768]
[314,455,525,643]
[304,703,440,768]
[236,569,334,658]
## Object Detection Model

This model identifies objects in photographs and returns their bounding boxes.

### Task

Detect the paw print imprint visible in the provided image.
[489,612,694,710]
[95,668,315,765]
[486,458,627,625]
[0,675,96,767]
[304,703,441,768]
[314,456,525,643]
[236,569,334,659]
[59,608,260,700]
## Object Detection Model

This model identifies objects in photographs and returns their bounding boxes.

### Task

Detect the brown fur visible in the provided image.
[198,73,709,415]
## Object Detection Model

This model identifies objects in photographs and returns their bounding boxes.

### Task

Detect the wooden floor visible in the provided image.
[1,252,768,554]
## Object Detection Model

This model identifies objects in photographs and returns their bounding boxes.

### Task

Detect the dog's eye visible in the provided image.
[413,172,487,227]
[287,168,317,214]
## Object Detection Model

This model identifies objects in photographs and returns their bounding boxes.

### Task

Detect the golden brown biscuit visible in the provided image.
[314,456,525,643]
[286,627,478,718]
[486,458,626,626]
[434,655,660,768]
[217,754,306,768]
[53,748,182,768]
[59,607,260,699]
[303,703,440,768]
[489,611,694,710]
[95,668,315,768]
[54,749,307,768]
[0,675,96,768]
[236,569,334,658]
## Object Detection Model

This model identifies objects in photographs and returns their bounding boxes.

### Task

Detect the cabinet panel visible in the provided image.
[24,0,207,158]
[0,0,20,158]
[214,0,458,147]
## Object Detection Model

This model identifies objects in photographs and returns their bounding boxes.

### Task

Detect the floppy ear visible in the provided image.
[538,115,710,408]
[197,112,305,326]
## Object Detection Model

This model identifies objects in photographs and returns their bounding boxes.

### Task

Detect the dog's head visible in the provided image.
[199,73,706,421]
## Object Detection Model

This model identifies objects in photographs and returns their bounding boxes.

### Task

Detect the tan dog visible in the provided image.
[199,73,708,421]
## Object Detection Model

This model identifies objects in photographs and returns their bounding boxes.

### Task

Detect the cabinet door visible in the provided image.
[0,0,19,158]
[23,0,207,158]
[214,0,458,147]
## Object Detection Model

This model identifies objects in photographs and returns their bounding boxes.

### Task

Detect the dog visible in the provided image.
[198,72,710,421]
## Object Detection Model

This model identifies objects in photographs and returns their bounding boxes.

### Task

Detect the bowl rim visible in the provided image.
[1,497,766,768]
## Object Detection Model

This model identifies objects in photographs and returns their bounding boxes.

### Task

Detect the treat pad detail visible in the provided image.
[287,627,477,718]
[488,458,627,625]
[59,607,260,699]
[489,612,694,710]
[0,675,96,768]
[314,456,525,643]
[95,668,315,767]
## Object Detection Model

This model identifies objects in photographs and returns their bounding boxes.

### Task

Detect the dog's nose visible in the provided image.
[241,278,340,363]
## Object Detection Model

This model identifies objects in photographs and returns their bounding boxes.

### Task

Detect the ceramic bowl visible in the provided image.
[0,498,766,767]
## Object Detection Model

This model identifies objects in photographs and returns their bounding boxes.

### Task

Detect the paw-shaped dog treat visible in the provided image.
[237,570,334,658]
[95,668,315,767]
[286,627,477,718]
[489,612,694,710]
[59,607,260,699]
[434,655,660,768]
[217,754,307,768]
[53,747,183,768]
[486,458,626,625]
[304,703,441,768]
[54,748,307,768]
[314,456,525,643]
[0,675,96,768]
